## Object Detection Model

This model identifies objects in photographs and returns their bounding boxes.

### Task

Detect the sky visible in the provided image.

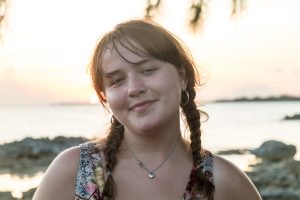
[0,0,299,105]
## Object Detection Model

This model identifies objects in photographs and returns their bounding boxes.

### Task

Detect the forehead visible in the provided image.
[101,42,148,72]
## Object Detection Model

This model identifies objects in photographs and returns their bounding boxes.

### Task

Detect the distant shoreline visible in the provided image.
[213,95,300,103]
[49,102,100,106]
[49,95,300,106]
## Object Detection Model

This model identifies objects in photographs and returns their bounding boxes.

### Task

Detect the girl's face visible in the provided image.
[101,43,187,135]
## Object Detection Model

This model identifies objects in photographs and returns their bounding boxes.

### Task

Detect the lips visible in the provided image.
[129,100,157,112]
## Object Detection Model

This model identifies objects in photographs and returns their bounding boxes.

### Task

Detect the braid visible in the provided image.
[181,89,202,163]
[103,117,124,199]
[181,88,215,199]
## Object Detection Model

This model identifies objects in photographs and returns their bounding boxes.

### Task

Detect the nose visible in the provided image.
[127,74,146,97]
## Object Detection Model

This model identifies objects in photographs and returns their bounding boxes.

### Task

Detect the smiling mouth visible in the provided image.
[129,100,157,112]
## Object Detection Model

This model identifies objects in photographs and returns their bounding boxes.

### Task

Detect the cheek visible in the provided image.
[160,73,182,94]
[153,75,181,106]
[105,90,126,111]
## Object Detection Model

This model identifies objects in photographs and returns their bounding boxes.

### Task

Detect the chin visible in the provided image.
[133,121,166,134]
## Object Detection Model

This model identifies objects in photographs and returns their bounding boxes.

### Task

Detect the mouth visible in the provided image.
[129,100,157,112]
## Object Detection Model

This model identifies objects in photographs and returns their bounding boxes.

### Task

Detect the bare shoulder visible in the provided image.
[33,146,81,200]
[212,154,262,200]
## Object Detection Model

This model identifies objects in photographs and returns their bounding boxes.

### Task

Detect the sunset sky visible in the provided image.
[0,0,299,105]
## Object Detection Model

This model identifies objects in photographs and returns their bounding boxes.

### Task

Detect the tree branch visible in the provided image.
[144,0,246,32]
[145,0,161,19]
[0,0,8,40]
[0,0,7,25]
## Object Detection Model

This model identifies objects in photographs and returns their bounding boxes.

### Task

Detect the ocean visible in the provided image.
[1,102,300,155]
[1,101,300,197]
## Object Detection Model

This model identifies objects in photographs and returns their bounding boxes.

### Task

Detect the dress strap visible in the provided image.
[183,150,214,200]
[197,151,214,183]
[75,142,104,200]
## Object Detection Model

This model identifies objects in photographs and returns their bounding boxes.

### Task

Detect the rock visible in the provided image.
[0,136,87,175]
[260,187,300,200]
[21,188,36,200]
[216,148,248,155]
[247,140,300,200]
[0,192,16,200]
[247,159,300,187]
[0,188,37,200]
[283,114,300,120]
[250,140,296,161]
[0,136,87,159]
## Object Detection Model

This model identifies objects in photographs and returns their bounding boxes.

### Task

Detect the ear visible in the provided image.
[178,66,188,90]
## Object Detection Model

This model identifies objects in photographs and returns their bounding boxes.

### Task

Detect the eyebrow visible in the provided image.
[103,58,153,78]
[133,58,152,66]
[103,70,121,78]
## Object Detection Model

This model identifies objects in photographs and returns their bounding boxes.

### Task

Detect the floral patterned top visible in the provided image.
[75,142,214,200]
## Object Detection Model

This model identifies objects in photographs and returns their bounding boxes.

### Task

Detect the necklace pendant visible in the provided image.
[148,172,155,179]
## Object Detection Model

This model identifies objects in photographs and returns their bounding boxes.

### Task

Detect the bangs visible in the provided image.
[110,35,150,65]
[110,21,182,67]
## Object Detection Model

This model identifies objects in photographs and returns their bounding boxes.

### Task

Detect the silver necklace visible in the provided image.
[124,135,180,179]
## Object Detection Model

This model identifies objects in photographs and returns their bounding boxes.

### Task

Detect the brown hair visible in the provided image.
[89,19,214,199]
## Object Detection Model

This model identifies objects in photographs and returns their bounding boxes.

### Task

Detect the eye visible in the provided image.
[110,76,125,87]
[141,67,157,75]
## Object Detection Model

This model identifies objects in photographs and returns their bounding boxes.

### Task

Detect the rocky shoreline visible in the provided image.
[283,113,300,120]
[0,136,87,176]
[0,137,300,200]
[247,140,300,200]
[217,140,300,200]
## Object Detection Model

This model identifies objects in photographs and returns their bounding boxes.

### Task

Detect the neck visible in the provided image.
[123,119,183,154]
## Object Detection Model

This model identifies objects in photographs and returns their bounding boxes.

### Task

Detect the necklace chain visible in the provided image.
[124,135,180,179]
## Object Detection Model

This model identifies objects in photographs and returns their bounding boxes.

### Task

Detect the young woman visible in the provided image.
[33,19,262,200]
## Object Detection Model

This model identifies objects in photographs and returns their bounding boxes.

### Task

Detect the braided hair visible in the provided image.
[89,19,215,199]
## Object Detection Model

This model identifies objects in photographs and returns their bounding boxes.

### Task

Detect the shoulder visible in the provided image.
[212,154,262,200]
[33,146,81,200]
